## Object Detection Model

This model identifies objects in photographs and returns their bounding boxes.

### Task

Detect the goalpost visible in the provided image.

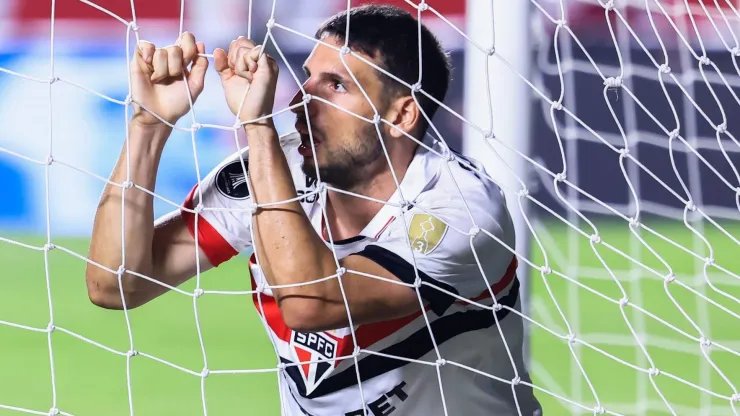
[0,0,738,415]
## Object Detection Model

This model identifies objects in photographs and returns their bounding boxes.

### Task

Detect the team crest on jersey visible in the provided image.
[408,213,447,255]
[290,331,338,394]
[215,159,250,199]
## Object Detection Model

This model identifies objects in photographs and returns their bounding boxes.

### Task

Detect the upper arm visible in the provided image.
[314,188,518,330]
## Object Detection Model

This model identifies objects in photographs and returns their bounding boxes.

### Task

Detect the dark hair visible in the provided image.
[315,4,452,137]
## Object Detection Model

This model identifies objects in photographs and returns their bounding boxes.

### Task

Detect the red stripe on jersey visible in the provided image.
[181,186,238,267]
[342,256,520,356]
[374,216,395,239]
[457,256,518,305]
[250,253,292,343]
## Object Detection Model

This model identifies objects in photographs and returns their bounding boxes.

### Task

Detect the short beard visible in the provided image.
[301,123,385,191]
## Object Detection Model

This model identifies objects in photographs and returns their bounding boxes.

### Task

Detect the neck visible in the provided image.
[324,155,413,240]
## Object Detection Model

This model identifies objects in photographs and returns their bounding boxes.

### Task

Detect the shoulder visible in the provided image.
[403,144,515,257]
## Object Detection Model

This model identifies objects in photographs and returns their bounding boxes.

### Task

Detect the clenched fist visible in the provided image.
[130,32,209,127]
[214,37,279,125]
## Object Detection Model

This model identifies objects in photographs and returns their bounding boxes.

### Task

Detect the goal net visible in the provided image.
[0,0,737,415]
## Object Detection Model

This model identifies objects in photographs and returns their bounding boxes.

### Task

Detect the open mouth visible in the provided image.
[296,122,321,157]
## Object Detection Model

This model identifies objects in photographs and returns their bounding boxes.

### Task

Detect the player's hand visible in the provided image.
[214,37,279,125]
[130,32,209,127]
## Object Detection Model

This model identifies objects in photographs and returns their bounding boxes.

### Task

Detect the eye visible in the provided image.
[331,80,347,93]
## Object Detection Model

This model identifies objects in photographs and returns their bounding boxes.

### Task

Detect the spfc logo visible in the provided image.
[290,331,338,394]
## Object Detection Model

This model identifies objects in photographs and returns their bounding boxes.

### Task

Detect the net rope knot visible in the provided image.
[353,346,361,357]
[191,122,202,132]
[668,128,680,140]
[648,367,660,377]
[618,296,629,307]
[116,265,126,276]
[302,93,312,103]
[518,188,529,198]
[266,18,275,30]
[126,349,138,358]
[232,121,242,130]
[700,336,712,347]
[699,55,711,66]
[418,1,429,12]
[371,114,381,125]
[335,267,346,277]
[686,200,696,212]
[193,288,204,298]
[277,362,286,371]
[593,405,606,414]
[731,392,740,402]
[603,0,615,11]
[628,217,640,228]
[122,180,134,189]
[589,234,601,244]
[485,47,495,56]
[124,94,133,106]
[436,358,447,366]
[469,226,480,237]
[603,76,622,88]
[194,202,204,214]
[540,265,552,275]
[511,376,521,386]
[658,64,671,74]
[555,19,566,28]
[340,46,351,56]
[47,323,55,333]
[716,123,727,134]
[128,21,139,31]
[48,76,59,85]
[45,155,54,166]
[705,257,714,266]
[48,408,60,416]
[493,302,503,312]
[554,172,566,182]
[664,272,676,284]
[567,332,577,344]
[413,277,422,288]
[551,101,563,111]
[201,367,210,378]
[249,203,259,215]
[618,147,629,156]
[410,82,422,93]
[43,243,55,252]
[732,46,740,57]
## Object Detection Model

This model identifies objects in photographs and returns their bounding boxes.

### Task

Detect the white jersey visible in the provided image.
[180,132,542,416]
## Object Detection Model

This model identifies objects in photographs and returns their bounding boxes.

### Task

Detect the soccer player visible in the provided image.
[85,5,543,416]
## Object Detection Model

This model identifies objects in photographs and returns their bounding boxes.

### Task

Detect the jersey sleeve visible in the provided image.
[180,148,254,267]
[353,185,519,316]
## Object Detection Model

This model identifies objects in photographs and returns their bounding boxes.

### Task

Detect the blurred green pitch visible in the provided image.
[0,220,738,415]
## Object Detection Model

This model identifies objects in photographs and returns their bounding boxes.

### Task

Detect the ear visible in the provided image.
[385,95,420,140]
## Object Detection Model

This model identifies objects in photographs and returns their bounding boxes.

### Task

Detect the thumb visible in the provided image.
[213,47,232,81]
[188,42,209,92]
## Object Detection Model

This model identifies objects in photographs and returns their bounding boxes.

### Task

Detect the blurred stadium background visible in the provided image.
[0,0,738,415]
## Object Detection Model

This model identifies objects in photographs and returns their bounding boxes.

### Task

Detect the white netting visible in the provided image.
[0,0,738,415]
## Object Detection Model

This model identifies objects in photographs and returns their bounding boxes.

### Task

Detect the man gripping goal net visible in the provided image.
[85,4,542,416]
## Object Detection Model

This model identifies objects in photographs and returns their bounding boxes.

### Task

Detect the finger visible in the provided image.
[151,48,169,82]
[188,42,209,93]
[166,45,184,77]
[136,40,155,73]
[228,37,256,68]
[178,32,197,67]
[235,46,251,77]
[214,47,231,79]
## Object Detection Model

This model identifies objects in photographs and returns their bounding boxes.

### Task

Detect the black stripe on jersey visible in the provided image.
[353,244,458,316]
[331,235,366,246]
[292,277,520,399]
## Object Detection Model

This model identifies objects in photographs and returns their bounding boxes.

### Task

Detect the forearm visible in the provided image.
[247,124,337,302]
[86,120,171,304]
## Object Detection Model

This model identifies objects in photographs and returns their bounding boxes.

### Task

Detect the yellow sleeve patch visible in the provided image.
[407,213,448,255]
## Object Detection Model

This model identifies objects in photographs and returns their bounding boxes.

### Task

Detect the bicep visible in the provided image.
[325,255,422,328]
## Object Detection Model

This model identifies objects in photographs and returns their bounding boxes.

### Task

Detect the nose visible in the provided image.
[290,80,316,117]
